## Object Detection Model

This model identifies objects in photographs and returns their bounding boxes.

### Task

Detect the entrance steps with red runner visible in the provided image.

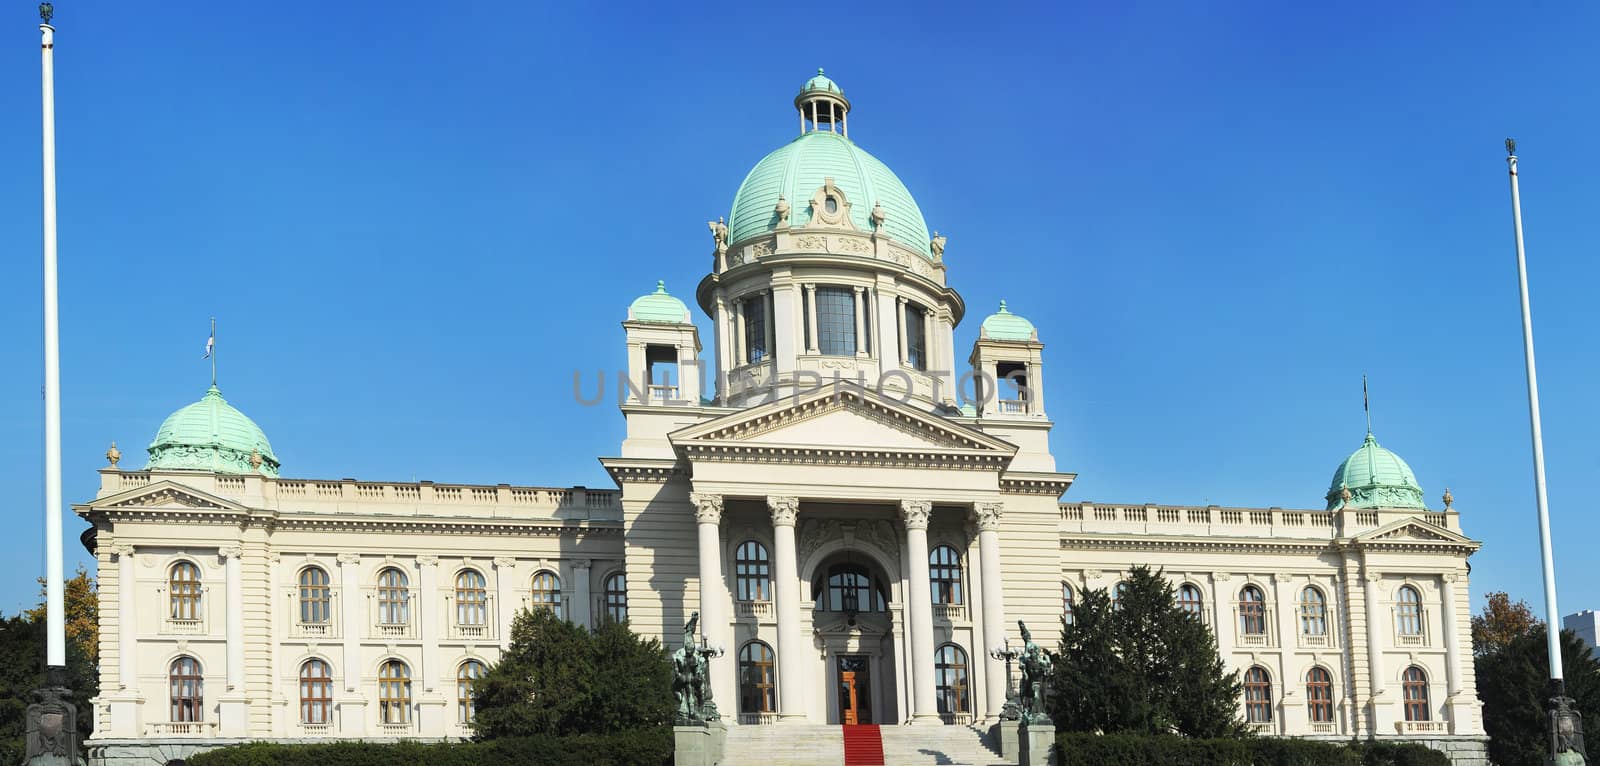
[843,724,885,765]
[721,722,1009,765]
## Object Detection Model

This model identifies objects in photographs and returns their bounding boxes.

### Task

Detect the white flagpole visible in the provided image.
[40,10,65,669]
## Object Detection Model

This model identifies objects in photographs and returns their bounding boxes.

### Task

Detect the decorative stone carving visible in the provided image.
[806,178,855,229]
[795,234,828,252]
[768,496,799,527]
[870,201,887,231]
[1365,571,1383,583]
[105,441,120,467]
[929,231,946,261]
[337,553,361,566]
[899,499,932,530]
[708,217,728,252]
[1442,488,1454,509]
[751,239,774,258]
[835,236,872,255]
[493,557,516,569]
[774,195,790,227]
[23,667,79,765]
[249,448,263,470]
[972,502,1003,531]
[690,493,724,525]
[416,555,439,567]
[218,546,242,560]
[1212,572,1231,581]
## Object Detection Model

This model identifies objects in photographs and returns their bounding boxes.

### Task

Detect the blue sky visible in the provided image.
[1,2,1596,620]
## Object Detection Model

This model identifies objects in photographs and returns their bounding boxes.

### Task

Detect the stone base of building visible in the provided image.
[1404,736,1490,766]
[84,737,456,766]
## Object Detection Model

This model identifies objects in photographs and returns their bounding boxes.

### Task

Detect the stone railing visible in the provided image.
[738,712,779,725]
[162,617,207,637]
[300,722,333,736]
[377,722,412,736]
[292,620,338,640]
[1397,720,1448,734]
[1059,502,1458,539]
[996,399,1027,414]
[736,600,772,620]
[1309,722,1337,734]
[147,722,217,736]
[450,622,491,641]
[940,712,974,725]
[932,603,967,622]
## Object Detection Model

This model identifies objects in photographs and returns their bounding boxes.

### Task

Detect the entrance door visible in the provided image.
[836,655,872,724]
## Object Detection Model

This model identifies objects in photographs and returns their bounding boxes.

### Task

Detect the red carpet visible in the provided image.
[842,724,884,765]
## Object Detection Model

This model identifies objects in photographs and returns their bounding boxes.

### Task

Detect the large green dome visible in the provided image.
[727,131,933,258]
[146,385,280,476]
[1325,432,1425,511]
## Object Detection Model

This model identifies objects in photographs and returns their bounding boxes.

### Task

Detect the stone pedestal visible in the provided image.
[1019,721,1056,766]
[24,666,80,766]
[217,695,249,737]
[996,720,1019,762]
[674,721,726,766]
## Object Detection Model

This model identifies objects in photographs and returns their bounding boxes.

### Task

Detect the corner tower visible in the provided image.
[697,70,964,410]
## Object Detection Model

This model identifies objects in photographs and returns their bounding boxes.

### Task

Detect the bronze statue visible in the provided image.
[1016,620,1051,724]
[672,612,720,725]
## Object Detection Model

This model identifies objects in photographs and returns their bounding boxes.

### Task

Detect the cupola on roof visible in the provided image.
[1325,431,1426,511]
[980,301,1037,341]
[629,280,691,323]
[146,385,280,476]
[727,69,933,258]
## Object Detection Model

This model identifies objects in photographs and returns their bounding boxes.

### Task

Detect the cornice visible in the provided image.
[679,441,1007,470]
[999,472,1076,496]
[599,457,686,486]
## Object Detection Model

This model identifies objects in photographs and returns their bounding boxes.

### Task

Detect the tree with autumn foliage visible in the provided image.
[0,565,98,762]
[1472,590,1600,766]
[27,565,99,664]
[1471,590,1538,658]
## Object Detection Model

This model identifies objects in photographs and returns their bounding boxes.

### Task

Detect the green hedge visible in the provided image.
[184,730,671,766]
[1055,733,1450,766]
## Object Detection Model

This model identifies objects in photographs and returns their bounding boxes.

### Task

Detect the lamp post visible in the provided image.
[989,636,1020,721]
[1504,139,1587,765]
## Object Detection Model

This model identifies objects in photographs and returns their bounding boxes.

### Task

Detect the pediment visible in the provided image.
[94,480,247,512]
[670,386,1017,456]
[1352,518,1475,546]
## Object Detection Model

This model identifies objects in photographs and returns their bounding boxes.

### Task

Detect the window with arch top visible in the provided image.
[1306,667,1333,723]
[455,569,487,627]
[1062,583,1075,625]
[530,570,562,619]
[813,564,886,613]
[298,566,330,624]
[604,572,627,623]
[935,644,970,715]
[458,660,486,724]
[169,655,203,722]
[739,641,776,714]
[1299,586,1328,636]
[735,541,770,602]
[930,545,963,605]
[1178,584,1204,619]
[379,659,412,725]
[1238,585,1266,635]
[1403,666,1430,721]
[299,659,332,724]
[1396,585,1423,637]
[1244,666,1273,723]
[377,568,410,625]
[170,561,202,621]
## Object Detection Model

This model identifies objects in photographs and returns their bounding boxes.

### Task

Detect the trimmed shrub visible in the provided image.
[1055,733,1448,766]
[185,730,672,766]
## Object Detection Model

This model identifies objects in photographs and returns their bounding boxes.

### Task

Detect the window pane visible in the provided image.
[905,304,927,370]
[744,296,769,363]
[815,287,857,356]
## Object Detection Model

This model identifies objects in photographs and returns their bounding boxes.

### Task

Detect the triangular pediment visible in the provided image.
[670,386,1017,456]
[1352,517,1475,546]
[92,480,247,512]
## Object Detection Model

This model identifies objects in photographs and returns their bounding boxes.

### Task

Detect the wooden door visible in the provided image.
[841,671,860,725]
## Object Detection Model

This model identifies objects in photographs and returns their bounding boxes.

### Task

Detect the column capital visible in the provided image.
[219,546,242,560]
[416,555,440,568]
[1442,571,1462,583]
[1272,572,1295,584]
[899,499,932,530]
[852,285,865,294]
[493,556,517,569]
[768,496,800,526]
[804,283,816,292]
[897,295,908,305]
[1364,571,1384,583]
[971,501,1003,531]
[571,559,592,573]
[111,544,135,558]
[337,553,361,566]
[690,493,724,524]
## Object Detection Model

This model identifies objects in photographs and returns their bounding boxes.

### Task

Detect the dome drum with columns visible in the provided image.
[74,70,1488,765]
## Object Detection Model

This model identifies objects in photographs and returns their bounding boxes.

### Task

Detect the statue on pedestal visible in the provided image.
[24,667,82,765]
[1016,620,1052,725]
[672,612,721,725]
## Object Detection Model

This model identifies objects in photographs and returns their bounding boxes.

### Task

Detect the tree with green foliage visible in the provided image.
[1049,565,1245,738]
[469,608,673,741]
[0,573,98,763]
[1475,623,1600,766]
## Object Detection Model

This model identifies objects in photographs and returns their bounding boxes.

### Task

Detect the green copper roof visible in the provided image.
[146,385,280,476]
[629,280,691,323]
[727,131,933,259]
[801,68,841,96]
[1325,432,1426,511]
[980,300,1037,341]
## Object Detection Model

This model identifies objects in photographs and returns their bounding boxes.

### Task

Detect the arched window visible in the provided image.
[299,659,332,724]
[169,656,203,722]
[1244,666,1273,723]
[377,568,410,625]
[930,546,963,605]
[1299,586,1328,637]
[1112,581,1129,611]
[1239,585,1267,636]
[457,660,486,724]
[735,541,770,602]
[530,570,562,618]
[935,644,970,716]
[1396,586,1423,637]
[455,569,487,626]
[814,564,887,613]
[298,566,330,624]
[379,660,412,725]
[170,561,202,621]
[1062,583,1075,626]
[1403,666,1430,722]
[738,641,776,715]
[1306,667,1333,723]
[1178,584,1204,619]
[604,572,627,623]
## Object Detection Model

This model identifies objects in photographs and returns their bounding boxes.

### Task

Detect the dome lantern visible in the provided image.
[796,68,850,137]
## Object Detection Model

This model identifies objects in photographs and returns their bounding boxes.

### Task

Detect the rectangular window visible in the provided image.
[744,296,768,363]
[904,303,927,370]
[815,286,857,356]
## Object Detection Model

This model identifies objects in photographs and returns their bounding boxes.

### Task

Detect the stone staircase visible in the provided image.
[722,723,1009,765]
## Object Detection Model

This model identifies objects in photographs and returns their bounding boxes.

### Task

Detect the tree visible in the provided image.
[27,565,98,665]
[1049,565,1245,738]
[1471,591,1538,658]
[470,608,672,740]
[1475,625,1600,766]
[0,573,99,763]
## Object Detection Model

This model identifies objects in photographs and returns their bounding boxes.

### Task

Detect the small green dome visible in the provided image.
[629,281,691,323]
[980,300,1037,341]
[728,131,932,258]
[800,68,841,96]
[1325,432,1426,511]
[146,385,280,476]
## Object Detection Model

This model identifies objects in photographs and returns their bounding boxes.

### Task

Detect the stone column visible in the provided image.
[224,547,245,690]
[627,342,646,403]
[693,493,736,714]
[494,557,516,651]
[418,557,440,691]
[762,290,775,360]
[804,284,819,354]
[896,297,909,366]
[733,297,748,367]
[116,546,137,689]
[336,553,366,735]
[713,294,729,403]
[853,286,868,357]
[973,502,1008,721]
[901,500,940,724]
[570,560,593,629]
[768,496,807,720]
[1363,570,1387,726]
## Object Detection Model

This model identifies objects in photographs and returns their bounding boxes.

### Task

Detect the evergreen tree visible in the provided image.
[1048,565,1244,738]
[1476,625,1600,766]
[0,577,98,762]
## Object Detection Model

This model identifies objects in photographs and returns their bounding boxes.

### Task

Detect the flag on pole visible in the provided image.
[204,331,214,359]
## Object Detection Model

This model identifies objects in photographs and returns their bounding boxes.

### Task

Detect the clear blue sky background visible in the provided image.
[1,2,1596,620]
